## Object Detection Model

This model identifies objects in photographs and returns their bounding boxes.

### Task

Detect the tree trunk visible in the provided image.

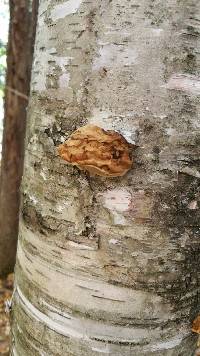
[0,0,39,276]
[11,0,199,355]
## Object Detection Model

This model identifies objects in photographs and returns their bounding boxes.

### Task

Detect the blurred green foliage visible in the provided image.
[0,39,6,97]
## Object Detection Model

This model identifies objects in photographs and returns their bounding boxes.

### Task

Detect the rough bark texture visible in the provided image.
[0,0,39,276]
[11,0,199,355]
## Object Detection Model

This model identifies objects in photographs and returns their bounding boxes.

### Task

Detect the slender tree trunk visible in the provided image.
[11,0,199,355]
[0,0,39,276]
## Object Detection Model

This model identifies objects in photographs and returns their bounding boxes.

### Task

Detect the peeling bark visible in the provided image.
[11,0,200,355]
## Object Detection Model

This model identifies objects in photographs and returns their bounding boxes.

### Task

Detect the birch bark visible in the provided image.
[11,0,200,355]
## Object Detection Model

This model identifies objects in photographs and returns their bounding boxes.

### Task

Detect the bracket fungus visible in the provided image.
[58,124,133,177]
[192,315,200,335]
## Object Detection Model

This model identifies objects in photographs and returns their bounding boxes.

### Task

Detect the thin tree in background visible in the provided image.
[11,0,199,355]
[0,0,38,276]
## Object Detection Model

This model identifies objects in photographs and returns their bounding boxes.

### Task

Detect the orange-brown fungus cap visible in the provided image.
[58,124,133,177]
[192,316,200,334]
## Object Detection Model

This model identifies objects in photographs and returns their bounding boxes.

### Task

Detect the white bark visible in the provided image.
[11,0,199,355]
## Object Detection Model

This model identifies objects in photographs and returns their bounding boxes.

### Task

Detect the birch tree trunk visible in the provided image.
[11,0,200,355]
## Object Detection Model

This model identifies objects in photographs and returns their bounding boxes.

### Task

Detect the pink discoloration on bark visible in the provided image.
[100,189,131,213]
[164,74,200,95]
[99,189,152,223]
[188,200,198,210]
[129,190,152,221]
